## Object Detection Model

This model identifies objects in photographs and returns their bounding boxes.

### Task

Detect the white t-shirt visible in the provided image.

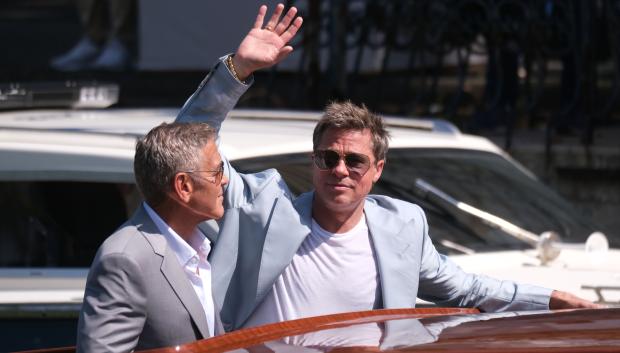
[243,214,381,329]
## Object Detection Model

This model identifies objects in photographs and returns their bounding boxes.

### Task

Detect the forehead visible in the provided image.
[200,141,221,165]
[318,128,374,153]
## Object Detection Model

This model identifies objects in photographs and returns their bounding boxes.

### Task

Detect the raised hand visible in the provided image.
[232,4,303,80]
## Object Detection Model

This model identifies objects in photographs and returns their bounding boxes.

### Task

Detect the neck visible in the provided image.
[150,202,200,241]
[311,199,365,233]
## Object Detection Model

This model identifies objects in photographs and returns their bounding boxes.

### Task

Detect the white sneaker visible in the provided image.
[90,38,131,71]
[50,37,101,72]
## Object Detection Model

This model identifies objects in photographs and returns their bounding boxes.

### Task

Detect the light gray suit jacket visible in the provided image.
[76,205,224,353]
[177,58,552,332]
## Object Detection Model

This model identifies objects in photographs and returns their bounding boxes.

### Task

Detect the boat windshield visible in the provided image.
[234,148,606,255]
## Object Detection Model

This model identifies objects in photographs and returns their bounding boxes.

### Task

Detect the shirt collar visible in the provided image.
[143,202,211,266]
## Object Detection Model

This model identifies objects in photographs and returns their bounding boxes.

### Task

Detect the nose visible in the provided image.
[331,158,349,177]
[221,173,229,187]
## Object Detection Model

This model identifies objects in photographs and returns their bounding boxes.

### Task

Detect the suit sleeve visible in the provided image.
[76,253,148,353]
[173,55,287,212]
[415,207,552,312]
[175,55,252,131]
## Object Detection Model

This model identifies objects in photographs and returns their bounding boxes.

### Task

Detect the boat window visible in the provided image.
[233,148,607,254]
[0,181,140,267]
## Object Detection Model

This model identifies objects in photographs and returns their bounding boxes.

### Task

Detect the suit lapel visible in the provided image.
[203,216,238,310]
[364,201,421,309]
[212,293,225,335]
[160,248,211,338]
[254,192,312,309]
[134,205,211,339]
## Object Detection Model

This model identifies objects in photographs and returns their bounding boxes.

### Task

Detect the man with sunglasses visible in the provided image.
[77,123,229,352]
[176,4,598,332]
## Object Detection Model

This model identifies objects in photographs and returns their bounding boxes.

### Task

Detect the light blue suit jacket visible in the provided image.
[176,58,552,331]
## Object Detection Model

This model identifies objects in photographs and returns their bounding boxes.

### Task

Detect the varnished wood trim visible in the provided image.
[143,308,479,353]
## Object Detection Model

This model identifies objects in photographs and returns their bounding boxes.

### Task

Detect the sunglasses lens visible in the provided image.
[313,152,326,169]
[322,150,341,169]
[314,150,371,175]
[314,150,338,170]
[344,153,369,172]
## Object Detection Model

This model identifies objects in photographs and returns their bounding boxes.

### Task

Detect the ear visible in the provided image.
[173,172,194,203]
[372,159,385,183]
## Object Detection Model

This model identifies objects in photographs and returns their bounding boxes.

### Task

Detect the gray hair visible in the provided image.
[312,101,390,161]
[134,122,216,206]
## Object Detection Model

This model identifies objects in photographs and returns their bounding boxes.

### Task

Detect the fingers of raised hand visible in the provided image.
[280,16,303,44]
[264,3,285,31]
[253,5,268,29]
[275,46,294,64]
[250,3,302,47]
[274,6,297,34]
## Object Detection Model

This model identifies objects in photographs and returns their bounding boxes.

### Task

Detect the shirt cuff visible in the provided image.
[514,284,554,310]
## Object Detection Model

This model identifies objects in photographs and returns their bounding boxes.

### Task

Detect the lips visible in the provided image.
[327,183,352,190]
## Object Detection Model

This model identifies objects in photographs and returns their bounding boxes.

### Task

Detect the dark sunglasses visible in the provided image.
[313,149,372,176]
[181,161,224,185]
